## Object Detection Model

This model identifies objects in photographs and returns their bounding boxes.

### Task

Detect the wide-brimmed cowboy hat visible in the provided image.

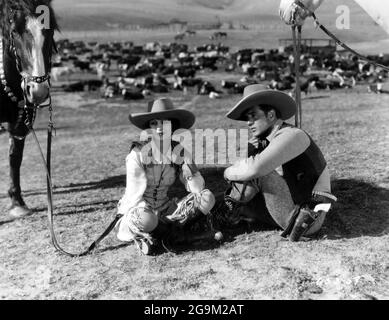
[129,98,195,130]
[226,84,296,121]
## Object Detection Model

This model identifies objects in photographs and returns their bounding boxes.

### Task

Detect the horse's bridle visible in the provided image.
[0,27,53,141]
[8,29,52,108]
[0,16,52,108]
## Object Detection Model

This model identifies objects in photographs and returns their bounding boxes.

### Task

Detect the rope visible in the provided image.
[2,25,119,257]
[295,0,389,72]
[28,116,121,257]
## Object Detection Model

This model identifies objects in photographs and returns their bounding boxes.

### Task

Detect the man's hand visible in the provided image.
[224,156,256,182]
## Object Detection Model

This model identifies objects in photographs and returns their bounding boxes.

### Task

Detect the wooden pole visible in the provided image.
[292,26,302,128]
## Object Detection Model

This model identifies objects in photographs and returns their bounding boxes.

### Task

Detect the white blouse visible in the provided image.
[117,146,205,216]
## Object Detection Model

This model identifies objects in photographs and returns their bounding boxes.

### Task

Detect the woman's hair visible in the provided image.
[148,118,181,133]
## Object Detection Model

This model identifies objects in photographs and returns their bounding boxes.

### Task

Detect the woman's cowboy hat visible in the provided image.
[129,98,195,130]
[226,84,296,121]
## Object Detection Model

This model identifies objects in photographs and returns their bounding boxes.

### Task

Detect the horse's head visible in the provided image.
[4,1,58,106]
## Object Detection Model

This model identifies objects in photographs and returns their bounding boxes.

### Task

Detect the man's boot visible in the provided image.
[209,192,244,230]
[282,206,323,242]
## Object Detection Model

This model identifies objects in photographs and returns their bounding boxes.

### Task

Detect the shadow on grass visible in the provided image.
[171,168,389,241]
[321,179,389,239]
[302,95,330,100]
[26,200,118,216]
[168,166,229,199]
[2,169,387,245]
[0,218,14,227]
[3,167,226,200]
[97,242,130,254]
[7,175,127,199]
[55,175,125,193]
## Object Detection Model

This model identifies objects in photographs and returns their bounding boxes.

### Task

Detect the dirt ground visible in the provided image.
[0,73,388,299]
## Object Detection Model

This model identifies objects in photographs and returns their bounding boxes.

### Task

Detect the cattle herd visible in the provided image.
[50,36,389,102]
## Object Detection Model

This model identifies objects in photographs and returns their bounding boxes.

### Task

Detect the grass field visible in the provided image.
[0,66,388,299]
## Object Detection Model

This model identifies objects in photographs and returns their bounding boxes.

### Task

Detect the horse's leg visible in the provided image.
[8,133,32,217]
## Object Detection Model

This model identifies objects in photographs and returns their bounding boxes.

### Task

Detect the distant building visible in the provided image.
[279,38,337,54]
[169,19,188,32]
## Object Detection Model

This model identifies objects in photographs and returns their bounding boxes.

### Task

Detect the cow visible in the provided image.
[221,80,245,94]
[51,66,75,82]
[221,80,237,89]
[150,84,169,93]
[153,74,169,86]
[196,45,208,53]
[174,33,186,41]
[174,66,196,78]
[62,81,85,92]
[118,56,142,68]
[96,62,110,80]
[147,57,166,70]
[85,79,103,91]
[198,81,219,95]
[185,30,197,36]
[130,46,144,55]
[195,56,218,71]
[73,59,91,71]
[160,65,175,75]
[210,31,227,40]
[122,88,144,100]
[225,62,236,72]
[178,55,194,65]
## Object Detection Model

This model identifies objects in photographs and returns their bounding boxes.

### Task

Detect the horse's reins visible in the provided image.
[295,0,389,72]
[2,30,121,257]
[27,103,122,257]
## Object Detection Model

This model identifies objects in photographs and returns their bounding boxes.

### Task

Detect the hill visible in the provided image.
[51,0,388,51]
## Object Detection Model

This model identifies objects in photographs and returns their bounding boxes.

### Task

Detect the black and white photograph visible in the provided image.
[0,0,388,302]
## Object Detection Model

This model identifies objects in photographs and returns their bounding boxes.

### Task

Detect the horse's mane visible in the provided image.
[0,0,59,36]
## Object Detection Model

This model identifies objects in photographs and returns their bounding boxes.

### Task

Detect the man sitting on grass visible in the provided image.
[212,84,337,241]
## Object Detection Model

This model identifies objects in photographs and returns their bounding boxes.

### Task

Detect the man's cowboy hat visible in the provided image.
[226,84,296,121]
[129,98,195,130]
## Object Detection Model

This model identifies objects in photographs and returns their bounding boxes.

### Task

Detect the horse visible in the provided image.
[0,0,58,217]
[185,30,196,36]
[210,31,227,40]
[174,33,185,41]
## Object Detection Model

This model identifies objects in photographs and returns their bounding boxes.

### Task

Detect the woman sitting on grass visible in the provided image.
[116,98,215,255]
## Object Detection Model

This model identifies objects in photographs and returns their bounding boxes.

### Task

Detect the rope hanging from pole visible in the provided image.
[294,0,389,72]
